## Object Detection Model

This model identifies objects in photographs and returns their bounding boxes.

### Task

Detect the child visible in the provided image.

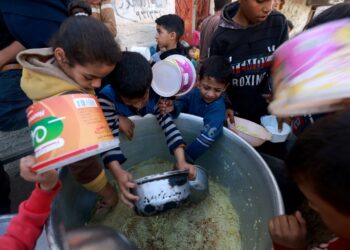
[199,0,231,65]
[159,56,232,162]
[210,0,288,124]
[0,156,61,250]
[191,18,203,47]
[98,51,196,207]
[187,45,200,68]
[0,156,137,250]
[268,111,350,250]
[87,0,117,37]
[17,16,121,212]
[151,14,187,64]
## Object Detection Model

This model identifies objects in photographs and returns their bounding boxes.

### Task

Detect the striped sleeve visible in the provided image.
[154,107,186,153]
[98,96,127,165]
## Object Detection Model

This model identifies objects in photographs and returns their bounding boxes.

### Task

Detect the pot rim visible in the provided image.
[134,169,189,185]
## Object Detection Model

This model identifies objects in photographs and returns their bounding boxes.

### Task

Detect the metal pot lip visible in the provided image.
[195,165,207,173]
[134,169,189,185]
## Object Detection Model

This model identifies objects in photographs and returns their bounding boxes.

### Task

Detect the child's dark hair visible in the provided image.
[304,3,350,30]
[67,225,138,250]
[214,0,231,11]
[285,111,350,215]
[108,51,152,99]
[199,56,232,84]
[50,16,121,67]
[155,14,184,41]
[68,0,92,16]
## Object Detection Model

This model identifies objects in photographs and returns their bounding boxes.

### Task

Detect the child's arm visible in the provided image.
[98,96,139,207]
[107,160,138,208]
[186,103,225,161]
[268,211,307,250]
[173,146,196,180]
[154,105,196,179]
[99,0,117,37]
[0,156,61,250]
[98,96,127,165]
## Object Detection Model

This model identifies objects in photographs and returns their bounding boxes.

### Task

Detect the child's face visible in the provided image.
[298,181,350,239]
[120,90,150,110]
[198,76,227,104]
[189,48,196,59]
[155,25,175,49]
[63,63,114,91]
[239,0,274,24]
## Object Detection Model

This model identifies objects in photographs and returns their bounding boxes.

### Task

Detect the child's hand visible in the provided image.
[119,116,135,140]
[173,146,197,179]
[176,161,197,180]
[268,211,307,250]
[108,162,139,208]
[262,93,273,103]
[225,108,235,126]
[277,117,291,132]
[226,117,240,135]
[20,156,58,191]
[158,98,174,115]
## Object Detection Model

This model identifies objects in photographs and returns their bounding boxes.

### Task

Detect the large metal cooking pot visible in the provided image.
[46,114,284,249]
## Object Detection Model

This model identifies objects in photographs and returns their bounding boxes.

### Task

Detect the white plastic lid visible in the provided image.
[151,60,181,97]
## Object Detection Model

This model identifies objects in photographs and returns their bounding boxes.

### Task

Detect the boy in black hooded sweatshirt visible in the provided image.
[210,0,288,124]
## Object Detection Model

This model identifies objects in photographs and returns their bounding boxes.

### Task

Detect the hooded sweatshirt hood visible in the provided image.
[17,48,94,102]
[219,2,279,30]
[219,2,244,30]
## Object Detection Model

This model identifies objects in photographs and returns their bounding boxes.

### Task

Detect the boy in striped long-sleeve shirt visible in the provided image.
[98,51,196,207]
[159,56,232,162]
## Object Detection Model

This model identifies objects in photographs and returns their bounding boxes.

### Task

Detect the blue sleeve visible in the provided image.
[185,102,225,161]
[98,95,127,166]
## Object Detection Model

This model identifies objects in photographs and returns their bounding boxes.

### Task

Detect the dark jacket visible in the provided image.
[210,2,288,122]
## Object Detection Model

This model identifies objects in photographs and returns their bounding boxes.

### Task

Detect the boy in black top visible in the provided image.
[210,0,288,124]
[151,14,187,64]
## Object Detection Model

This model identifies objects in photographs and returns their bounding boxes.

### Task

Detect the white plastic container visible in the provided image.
[151,55,196,97]
[129,46,151,61]
[228,117,272,147]
[260,115,291,143]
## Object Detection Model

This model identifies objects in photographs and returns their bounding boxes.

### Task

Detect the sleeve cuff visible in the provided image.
[103,155,127,167]
[24,181,62,214]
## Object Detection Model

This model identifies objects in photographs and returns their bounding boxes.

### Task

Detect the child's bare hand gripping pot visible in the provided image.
[173,146,197,180]
[268,211,307,250]
[20,156,59,191]
[107,161,139,208]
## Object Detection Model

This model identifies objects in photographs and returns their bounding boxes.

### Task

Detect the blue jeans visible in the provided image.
[0,69,32,131]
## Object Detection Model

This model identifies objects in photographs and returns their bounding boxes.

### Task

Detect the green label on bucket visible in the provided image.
[31,116,64,148]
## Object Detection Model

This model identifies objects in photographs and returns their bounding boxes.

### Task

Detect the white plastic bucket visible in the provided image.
[151,55,196,97]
